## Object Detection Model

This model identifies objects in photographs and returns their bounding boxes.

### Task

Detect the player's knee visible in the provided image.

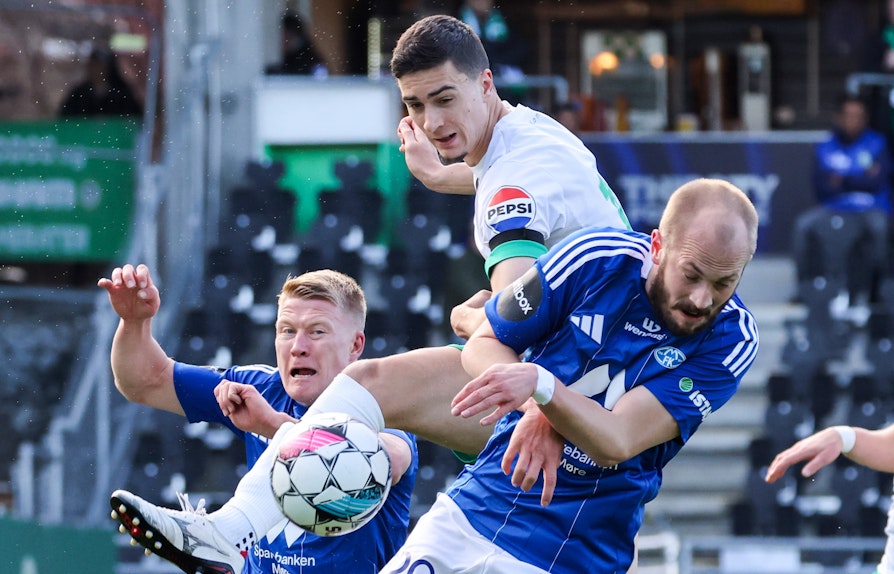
[342,358,385,388]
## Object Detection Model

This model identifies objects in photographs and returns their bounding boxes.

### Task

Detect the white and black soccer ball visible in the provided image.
[271,412,392,537]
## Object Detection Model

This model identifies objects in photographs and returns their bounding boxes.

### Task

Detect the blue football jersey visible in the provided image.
[447,227,758,573]
[173,363,419,573]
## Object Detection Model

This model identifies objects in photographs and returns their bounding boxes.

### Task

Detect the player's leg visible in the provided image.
[308,345,493,455]
[110,423,297,573]
[110,489,247,574]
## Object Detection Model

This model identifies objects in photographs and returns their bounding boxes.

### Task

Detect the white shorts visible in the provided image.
[379,493,550,574]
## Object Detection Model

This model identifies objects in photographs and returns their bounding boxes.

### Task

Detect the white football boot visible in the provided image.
[110,489,246,574]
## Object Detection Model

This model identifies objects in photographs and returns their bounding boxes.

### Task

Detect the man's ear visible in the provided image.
[480,68,495,96]
[650,229,663,264]
[350,331,365,360]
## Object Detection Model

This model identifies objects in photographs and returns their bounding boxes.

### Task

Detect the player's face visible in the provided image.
[274,297,364,406]
[647,228,747,337]
[397,60,494,165]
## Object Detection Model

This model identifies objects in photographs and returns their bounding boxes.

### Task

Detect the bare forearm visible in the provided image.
[847,426,894,472]
[418,163,475,195]
[110,318,177,408]
[254,412,297,439]
[542,384,680,467]
[540,385,627,465]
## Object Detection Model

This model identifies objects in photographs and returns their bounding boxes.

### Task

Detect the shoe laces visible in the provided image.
[175,492,207,516]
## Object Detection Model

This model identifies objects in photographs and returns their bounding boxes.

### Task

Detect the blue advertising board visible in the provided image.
[583,132,828,254]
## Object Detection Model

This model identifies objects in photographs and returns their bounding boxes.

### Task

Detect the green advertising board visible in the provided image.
[0,118,138,262]
[264,142,410,243]
[0,516,116,573]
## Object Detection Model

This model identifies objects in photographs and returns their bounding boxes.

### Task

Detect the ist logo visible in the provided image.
[486,186,536,233]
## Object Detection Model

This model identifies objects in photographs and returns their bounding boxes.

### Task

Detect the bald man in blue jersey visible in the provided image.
[379,178,760,573]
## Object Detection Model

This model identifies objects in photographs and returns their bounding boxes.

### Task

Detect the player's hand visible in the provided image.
[97,263,160,321]
[765,427,843,483]
[214,380,293,438]
[451,362,537,426]
[502,402,561,506]
[450,289,492,340]
[397,117,444,187]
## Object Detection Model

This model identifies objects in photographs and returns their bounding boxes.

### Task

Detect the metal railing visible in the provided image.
[846,72,894,97]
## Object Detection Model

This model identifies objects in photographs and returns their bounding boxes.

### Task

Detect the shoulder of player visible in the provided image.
[716,296,759,340]
[540,228,650,278]
[228,364,280,386]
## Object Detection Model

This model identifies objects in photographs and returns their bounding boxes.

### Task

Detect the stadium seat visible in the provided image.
[791,207,888,304]
[333,158,375,193]
[297,246,364,284]
[229,186,297,245]
[866,338,894,402]
[808,369,838,423]
[244,159,286,192]
[764,399,815,457]
[821,463,883,536]
[362,309,409,358]
[734,468,800,536]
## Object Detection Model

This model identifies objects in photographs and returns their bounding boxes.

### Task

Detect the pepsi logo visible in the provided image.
[486,186,536,233]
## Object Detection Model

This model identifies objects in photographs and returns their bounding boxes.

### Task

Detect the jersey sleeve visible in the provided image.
[476,159,563,269]
[642,304,758,442]
[484,263,562,354]
[173,362,243,435]
[380,429,418,475]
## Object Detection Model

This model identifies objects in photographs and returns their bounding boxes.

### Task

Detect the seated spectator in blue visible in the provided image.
[814,94,892,213]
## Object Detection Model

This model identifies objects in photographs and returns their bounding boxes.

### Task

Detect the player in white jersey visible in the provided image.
[767,421,894,573]
[468,102,625,269]
[380,178,760,573]
[303,13,630,492]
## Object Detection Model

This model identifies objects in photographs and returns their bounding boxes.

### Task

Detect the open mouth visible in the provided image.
[434,133,456,146]
[290,368,317,377]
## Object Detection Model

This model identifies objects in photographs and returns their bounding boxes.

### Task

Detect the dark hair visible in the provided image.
[837,93,867,111]
[390,15,490,79]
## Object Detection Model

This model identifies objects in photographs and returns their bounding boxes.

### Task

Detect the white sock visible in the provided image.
[214,422,297,544]
[304,373,385,432]
[207,504,257,553]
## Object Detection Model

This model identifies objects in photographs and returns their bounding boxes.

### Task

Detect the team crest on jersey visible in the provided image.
[486,186,536,233]
[654,346,686,369]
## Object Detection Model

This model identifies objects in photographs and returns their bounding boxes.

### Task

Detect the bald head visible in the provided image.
[659,178,758,262]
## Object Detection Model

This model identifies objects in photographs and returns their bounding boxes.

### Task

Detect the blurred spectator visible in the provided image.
[553,100,583,136]
[793,94,891,300]
[458,0,526,82]
[59,48,142,118]
[265,12,328,77]
[814,94,891,213]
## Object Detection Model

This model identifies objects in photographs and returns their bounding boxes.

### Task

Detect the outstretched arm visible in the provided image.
[98,263,181,414]
[457,320,679,472]
[766,424,894,482]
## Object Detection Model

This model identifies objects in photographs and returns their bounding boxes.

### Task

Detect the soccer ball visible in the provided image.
[271,412,392,536]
